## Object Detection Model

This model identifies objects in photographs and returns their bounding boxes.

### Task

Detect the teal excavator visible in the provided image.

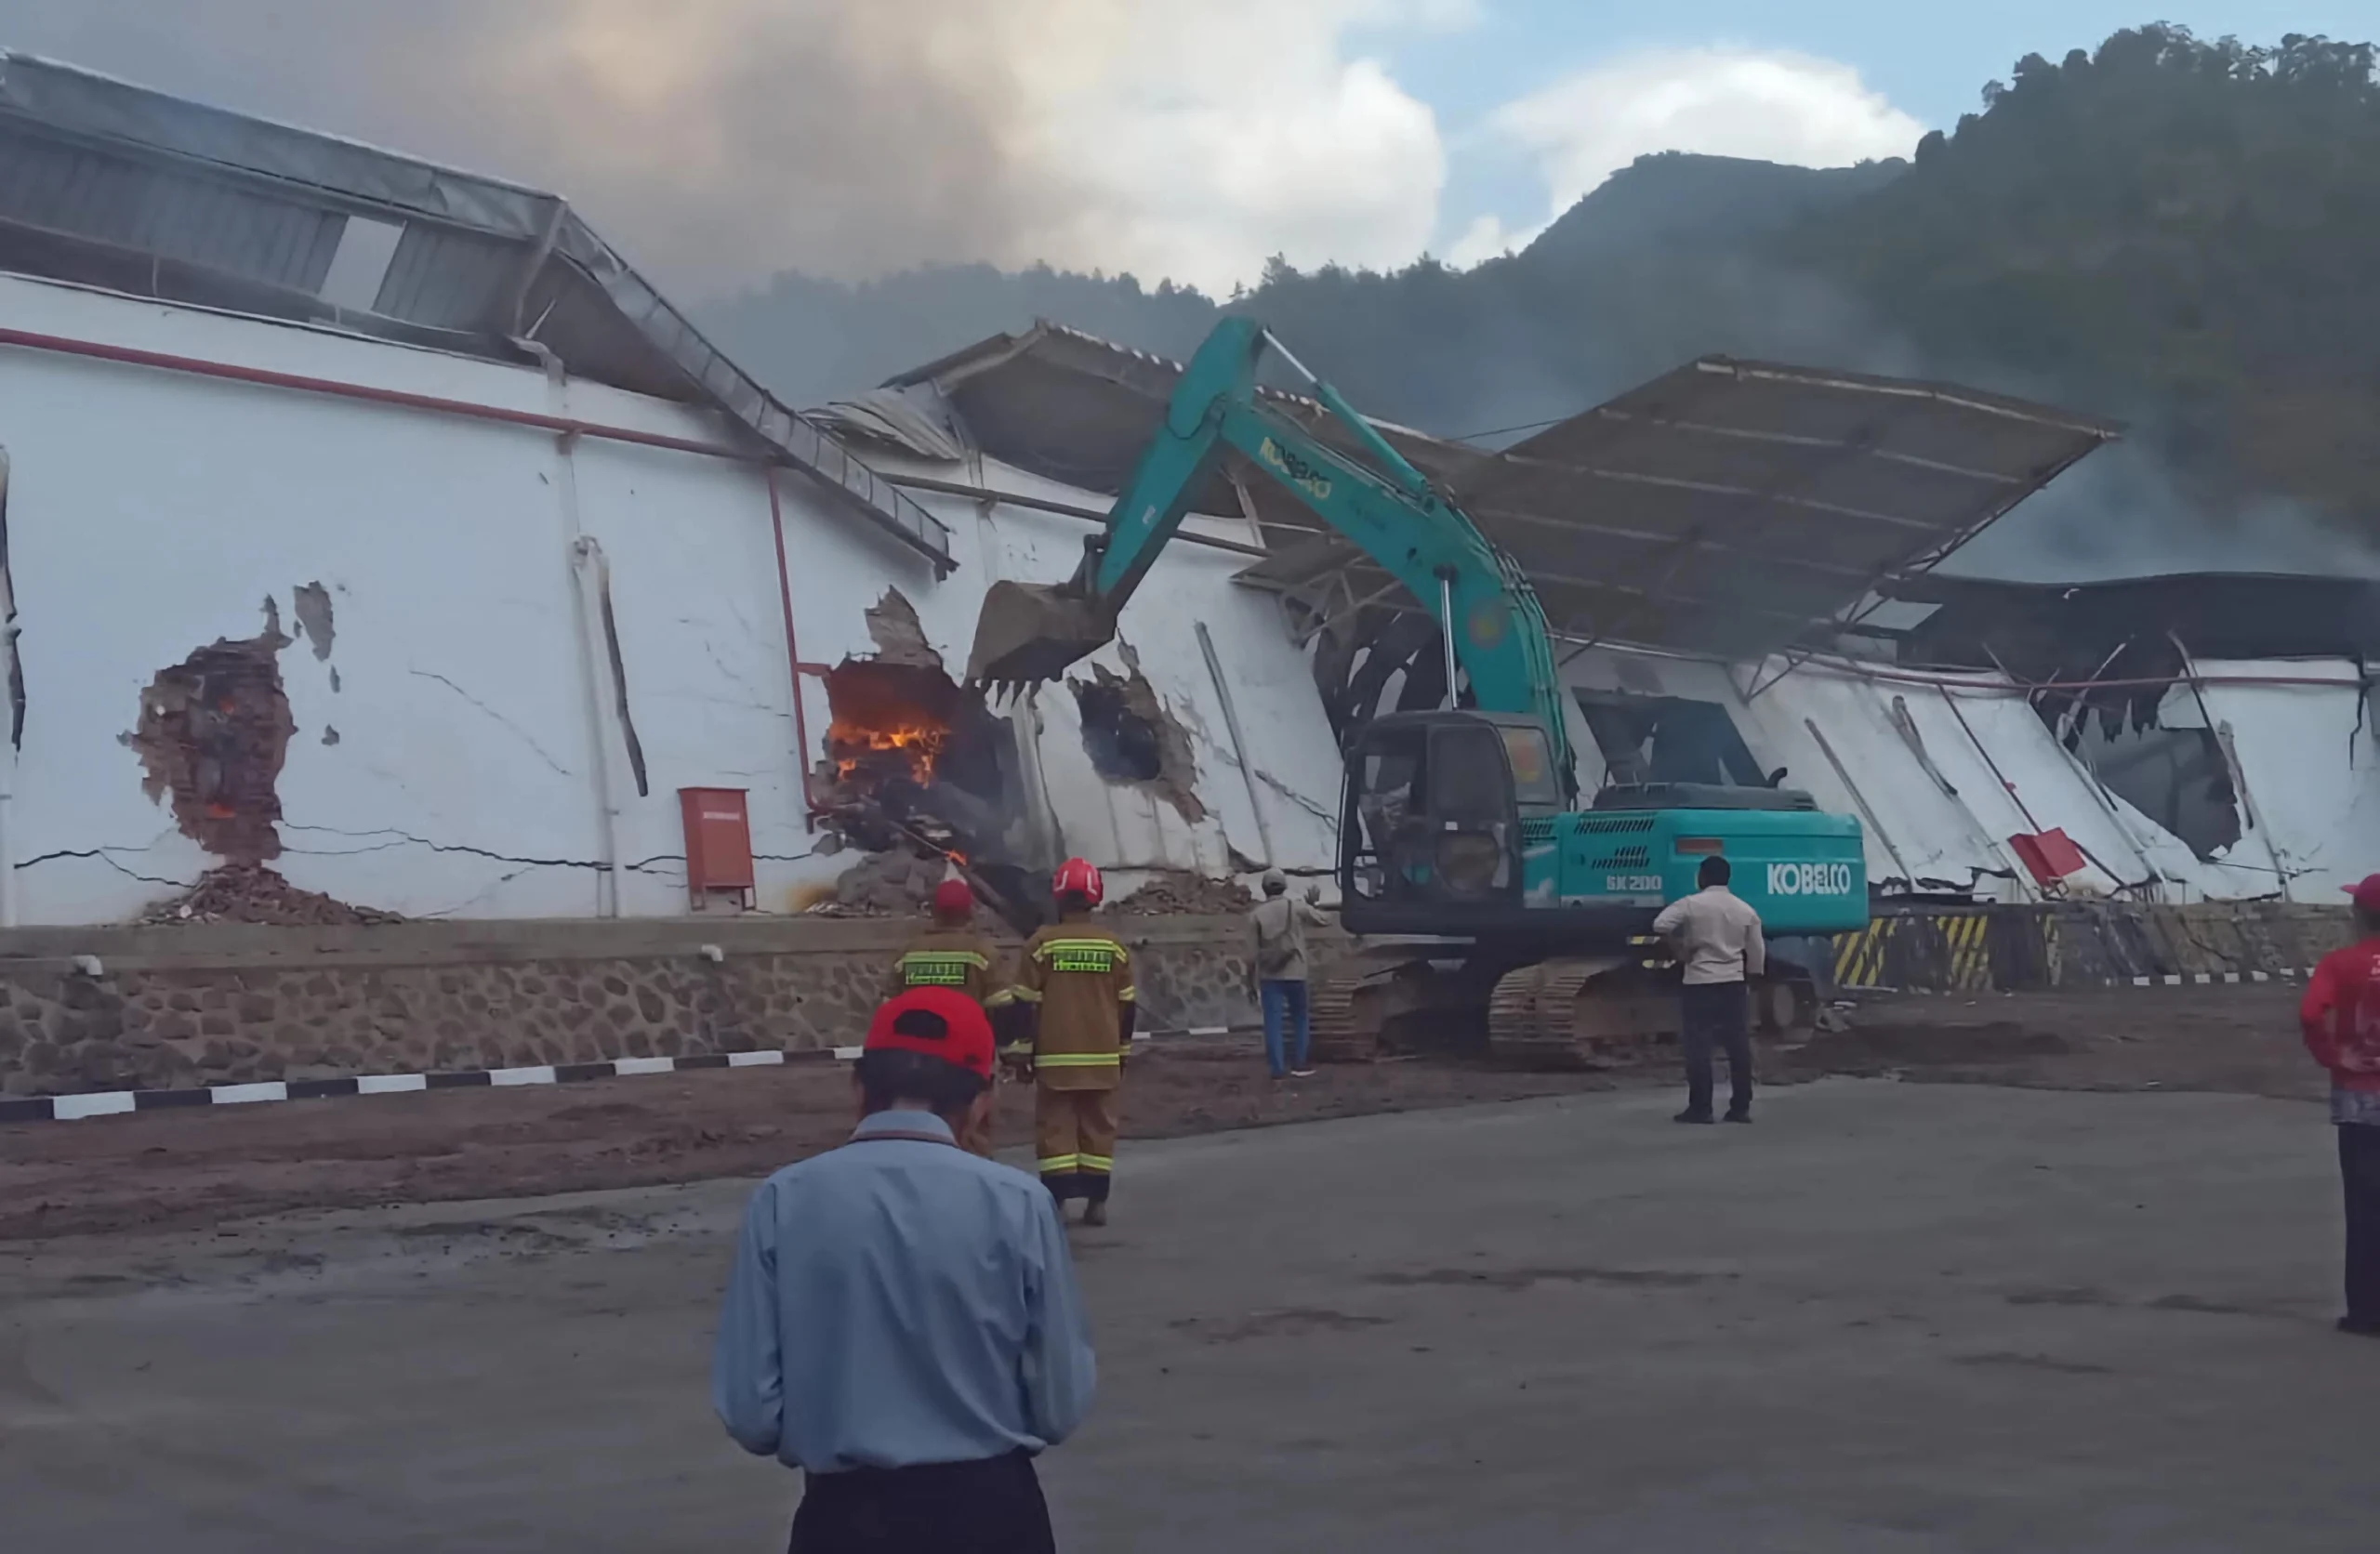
[968,318,1868,1060]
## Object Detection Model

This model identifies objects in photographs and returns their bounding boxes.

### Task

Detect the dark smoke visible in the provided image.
[0,0,1096,296]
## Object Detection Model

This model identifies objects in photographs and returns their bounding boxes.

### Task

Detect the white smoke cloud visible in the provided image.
[0,0,1463,298]
[1451,46,1928,264]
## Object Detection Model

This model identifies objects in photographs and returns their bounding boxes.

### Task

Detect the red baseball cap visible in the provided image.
[2345,876,2380,912]
[864,987,995,1079]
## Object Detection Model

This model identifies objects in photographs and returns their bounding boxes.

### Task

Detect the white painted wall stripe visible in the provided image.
[357,1073,430,1095]
[728,1050,788,1068]
[53,1091,136,1120]
[489,1066,558,1087]
[613,1057,677,1076]
[211,1082,288,1106]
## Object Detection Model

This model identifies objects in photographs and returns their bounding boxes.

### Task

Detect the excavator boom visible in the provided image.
[965,317,1578,794]
[963,315,1869,1069]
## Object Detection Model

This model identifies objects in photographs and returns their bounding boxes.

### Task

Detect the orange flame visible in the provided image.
[826,718,947,784]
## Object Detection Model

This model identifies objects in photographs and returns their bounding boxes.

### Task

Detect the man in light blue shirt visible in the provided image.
[714,986,1096,1553]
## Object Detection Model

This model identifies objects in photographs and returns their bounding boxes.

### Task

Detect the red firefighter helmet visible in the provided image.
[932,878,974,918]
[1052,857,1104,907]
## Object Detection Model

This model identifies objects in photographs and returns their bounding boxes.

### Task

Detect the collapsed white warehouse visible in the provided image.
[0,50,2370,931]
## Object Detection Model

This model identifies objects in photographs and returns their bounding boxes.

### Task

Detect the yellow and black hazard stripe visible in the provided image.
[1832,913,1993,991]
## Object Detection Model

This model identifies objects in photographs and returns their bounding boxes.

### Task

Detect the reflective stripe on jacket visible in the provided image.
[1014,922,1132,1091]
[884,928,1012,1007]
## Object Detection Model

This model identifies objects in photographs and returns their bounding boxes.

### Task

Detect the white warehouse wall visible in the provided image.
[0,274,1343,925]
[1559,640,2330,904]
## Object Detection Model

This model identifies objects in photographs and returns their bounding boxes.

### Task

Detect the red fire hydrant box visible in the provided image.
[680,787,755,909]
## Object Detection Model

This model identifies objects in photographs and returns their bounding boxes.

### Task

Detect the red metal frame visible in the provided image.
[765,471,824,832]
[0,324,756,464]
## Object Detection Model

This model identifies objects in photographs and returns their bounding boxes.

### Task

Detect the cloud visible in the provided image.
[0,0,1455,298]
[1460,46,1926,260]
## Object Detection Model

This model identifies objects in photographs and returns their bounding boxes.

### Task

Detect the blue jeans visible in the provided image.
[1261,979,1311,1075]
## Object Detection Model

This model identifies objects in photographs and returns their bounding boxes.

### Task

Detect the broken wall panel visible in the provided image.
[127,619,296,864]
[0,274,719,921]
[1554,641,2282,903]
[2187,658,2380,899]
[0,277,1348,928]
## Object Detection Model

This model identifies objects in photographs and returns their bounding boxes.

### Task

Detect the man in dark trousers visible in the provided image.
[1652,854,1766,1125]
[713,986,1096,1552]
[2298,874,2380,1337]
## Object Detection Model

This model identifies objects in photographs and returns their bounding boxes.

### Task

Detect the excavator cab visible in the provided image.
[1339,710,1566,937]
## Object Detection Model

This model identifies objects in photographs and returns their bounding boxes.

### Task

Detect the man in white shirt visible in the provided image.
[1652,854,1766,1125]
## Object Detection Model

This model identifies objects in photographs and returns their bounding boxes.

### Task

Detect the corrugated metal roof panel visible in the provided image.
[1455,358,2123,661]
[374,222,515,330]
[895,324,2118,661]
[0,49,951,569]
[0,122,344,288]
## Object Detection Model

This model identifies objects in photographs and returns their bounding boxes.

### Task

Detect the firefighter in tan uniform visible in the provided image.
[884,877,1014,1158]
[1012,858,1134,1226]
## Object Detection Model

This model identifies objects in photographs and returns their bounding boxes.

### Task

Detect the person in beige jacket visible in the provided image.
[1652,854,1766,1125]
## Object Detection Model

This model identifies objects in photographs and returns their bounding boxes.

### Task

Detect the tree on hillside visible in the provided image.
[699,24,2380,550]
[1793,25,2380,518]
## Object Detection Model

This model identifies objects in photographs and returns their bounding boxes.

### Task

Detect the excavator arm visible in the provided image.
[966,316,1578,795]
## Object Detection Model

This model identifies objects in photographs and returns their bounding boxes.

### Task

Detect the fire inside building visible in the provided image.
[0,49,2371,937]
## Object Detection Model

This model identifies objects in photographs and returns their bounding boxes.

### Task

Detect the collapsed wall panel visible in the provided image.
[2186,659,2380,898]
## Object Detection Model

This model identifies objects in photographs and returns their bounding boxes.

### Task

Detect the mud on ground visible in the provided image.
[0,984,2320,1242]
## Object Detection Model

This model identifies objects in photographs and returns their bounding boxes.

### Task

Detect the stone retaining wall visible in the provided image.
[0,915,1261,1098]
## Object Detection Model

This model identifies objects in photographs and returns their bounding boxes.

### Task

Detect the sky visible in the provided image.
[0,1,2369,299]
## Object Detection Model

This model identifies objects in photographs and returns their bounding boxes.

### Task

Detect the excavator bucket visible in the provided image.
[965,580,1114,691]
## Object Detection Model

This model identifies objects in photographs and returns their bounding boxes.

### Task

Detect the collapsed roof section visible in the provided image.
[1458,360,2122,661]
[874,320,2120,662]
[1882,572,2380,676]
[0,50,951,569]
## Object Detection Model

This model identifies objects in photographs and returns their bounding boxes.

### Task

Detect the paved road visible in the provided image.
[1,1080,2366,1551]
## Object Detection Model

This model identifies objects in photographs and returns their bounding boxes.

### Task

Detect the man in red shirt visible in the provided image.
[2297,875,2380,1337]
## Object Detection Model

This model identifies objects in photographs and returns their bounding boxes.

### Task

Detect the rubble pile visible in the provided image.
[1114,871,1254,916]
[137,865,405,927]
[806,849,951,918]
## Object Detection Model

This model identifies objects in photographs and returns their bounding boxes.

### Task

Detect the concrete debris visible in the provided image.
[810,848,952,917]
[864,588,945,671]
[137,864,403,927]
[1115,870,1252,916]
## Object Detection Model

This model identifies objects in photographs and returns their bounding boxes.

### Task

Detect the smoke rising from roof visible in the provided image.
[0,0,1454,297]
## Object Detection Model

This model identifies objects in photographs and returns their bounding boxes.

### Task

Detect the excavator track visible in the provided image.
[1488,955,1822,1068]
[1310,937,1820,1068]
[1488,955,1672,1068]
[1309,942,1489,1063]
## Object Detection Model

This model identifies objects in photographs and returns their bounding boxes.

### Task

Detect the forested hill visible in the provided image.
[700,25,2380,562]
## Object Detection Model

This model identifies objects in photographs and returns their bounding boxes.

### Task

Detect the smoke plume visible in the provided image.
[0,0,1453,297]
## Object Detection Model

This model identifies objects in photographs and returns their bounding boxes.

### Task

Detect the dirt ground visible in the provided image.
[0,984,2320,1243]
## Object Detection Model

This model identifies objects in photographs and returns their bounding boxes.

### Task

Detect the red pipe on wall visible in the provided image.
[0,321,836,831]
[0,324,757,465]
[765,470,822,833]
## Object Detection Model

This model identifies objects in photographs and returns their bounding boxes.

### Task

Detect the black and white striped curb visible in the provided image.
[0,1025,1259,1125]
[1862,970,2312,996]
